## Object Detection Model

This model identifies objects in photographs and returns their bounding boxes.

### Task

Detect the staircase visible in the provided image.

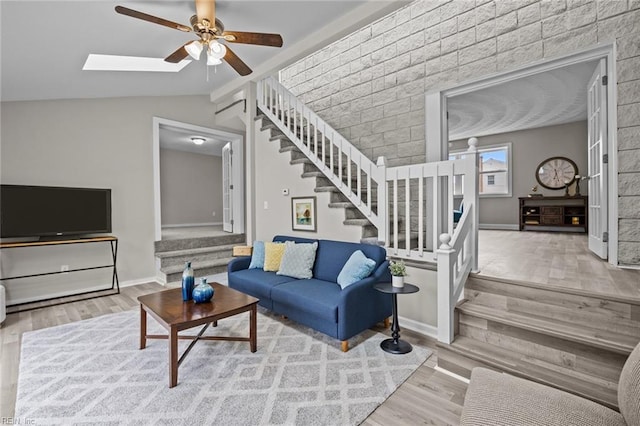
[154,233,245,283]
[257,114,380,242]
[437,274,640,410]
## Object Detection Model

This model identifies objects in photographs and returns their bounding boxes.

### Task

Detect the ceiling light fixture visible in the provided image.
[206,41,227,66]
[185,41,204,60]
[191,137,206,145]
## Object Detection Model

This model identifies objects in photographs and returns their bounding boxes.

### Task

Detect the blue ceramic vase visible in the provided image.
[181,261,195,301]
[192,278,214,303]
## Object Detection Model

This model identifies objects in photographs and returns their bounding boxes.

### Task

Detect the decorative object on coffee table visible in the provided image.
[389,259,407,288]
[291,196,317,232]
[192,278,214,303]
[181,261,194,301]
[374,282,420,354]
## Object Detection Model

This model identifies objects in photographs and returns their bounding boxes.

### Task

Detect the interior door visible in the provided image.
[587,59,608,259]
[222,142,233,233]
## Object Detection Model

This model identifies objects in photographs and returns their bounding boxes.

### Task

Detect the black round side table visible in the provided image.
[374,282,420,354]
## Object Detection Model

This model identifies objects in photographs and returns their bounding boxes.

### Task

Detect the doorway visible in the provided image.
[152,117,245,242]
[426,44,619,268]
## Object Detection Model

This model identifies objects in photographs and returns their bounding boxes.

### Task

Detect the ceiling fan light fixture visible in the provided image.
[191,137,206,145]
[208,40,227,60]
[185,41,203,60]
[207,53,222,66]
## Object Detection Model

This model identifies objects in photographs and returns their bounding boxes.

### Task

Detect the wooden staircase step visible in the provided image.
[467,274,640,306]
[459,302,637,354]
[438,336,619,410]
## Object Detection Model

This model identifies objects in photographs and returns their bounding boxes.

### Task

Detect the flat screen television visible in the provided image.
[0,185,112,238]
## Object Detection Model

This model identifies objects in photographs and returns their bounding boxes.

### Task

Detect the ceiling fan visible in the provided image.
[114,0,283,76]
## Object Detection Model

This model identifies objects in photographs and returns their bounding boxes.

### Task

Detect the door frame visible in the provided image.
[152,117,245,241]
[425,43,619,265]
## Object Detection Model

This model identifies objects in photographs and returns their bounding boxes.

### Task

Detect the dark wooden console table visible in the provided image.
[0,236,119,312]
[519,196,588,233]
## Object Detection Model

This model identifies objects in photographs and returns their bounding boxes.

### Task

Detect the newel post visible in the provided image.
[437,233,456,344]
[467,137,480,273]
[376,156,388,246]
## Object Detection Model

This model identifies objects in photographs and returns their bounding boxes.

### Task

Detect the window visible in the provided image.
[449,143,511,197]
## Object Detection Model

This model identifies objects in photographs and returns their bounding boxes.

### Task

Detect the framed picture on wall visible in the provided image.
[291,196,317,232]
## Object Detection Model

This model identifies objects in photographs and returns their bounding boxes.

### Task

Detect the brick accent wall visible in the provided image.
[280,0,640,265]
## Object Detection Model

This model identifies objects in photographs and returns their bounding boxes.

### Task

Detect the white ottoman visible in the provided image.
[0,285,6,326]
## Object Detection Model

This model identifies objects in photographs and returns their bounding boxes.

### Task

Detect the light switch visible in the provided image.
[282,188,289,196]
[263,201,269,209]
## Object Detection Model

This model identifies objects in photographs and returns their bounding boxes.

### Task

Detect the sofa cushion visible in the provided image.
[248,240,265,269]
[337,250,376,289]
[228,269,297,301]
[271,279,341,322]
[313,240,387,283]
[264,242,286,272]
[277,241,318,279]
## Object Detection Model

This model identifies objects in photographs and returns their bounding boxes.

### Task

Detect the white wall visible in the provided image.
[160,149,223,226]
[0,95,216,304]
[253,121,362,243]
[450,121,588,226]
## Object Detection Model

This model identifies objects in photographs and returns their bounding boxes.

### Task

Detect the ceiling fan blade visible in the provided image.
[115,5,192,32]
[224,46,252,76]
[165,42,192,63]
[195,0,216,26]
[223,31,283,47]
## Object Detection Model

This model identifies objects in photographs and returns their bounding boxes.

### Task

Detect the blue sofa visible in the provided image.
[227,235,392,351]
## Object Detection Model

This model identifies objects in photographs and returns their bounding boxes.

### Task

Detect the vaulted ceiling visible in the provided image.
[0,1,403,102]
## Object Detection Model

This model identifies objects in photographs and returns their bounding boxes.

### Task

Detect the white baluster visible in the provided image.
[393,171,399,254]
[418,167,424,256]
[376,156,388,246]
[405,176,410,252]
[357,156,362,205]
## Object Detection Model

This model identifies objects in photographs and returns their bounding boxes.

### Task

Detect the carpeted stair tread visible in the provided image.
[154,244,237,259]
[161,257,232,275]
[155,234,245,253]
[444,336,619,409]
[458,301,637,354]
[343,218,373,226]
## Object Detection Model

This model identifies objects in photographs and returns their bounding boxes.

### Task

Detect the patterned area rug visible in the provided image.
[15,309,431,425]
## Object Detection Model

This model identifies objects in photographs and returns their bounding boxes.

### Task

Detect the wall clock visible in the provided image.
[535,156,578,190]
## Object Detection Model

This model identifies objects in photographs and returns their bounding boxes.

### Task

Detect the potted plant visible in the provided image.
[389,259,407,288]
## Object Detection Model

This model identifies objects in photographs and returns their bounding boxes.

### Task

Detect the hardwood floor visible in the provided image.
[478,230,640,300]
[0,282,467,424]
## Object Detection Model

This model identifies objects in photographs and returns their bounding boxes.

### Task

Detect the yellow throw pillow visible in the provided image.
[263,242,286,272]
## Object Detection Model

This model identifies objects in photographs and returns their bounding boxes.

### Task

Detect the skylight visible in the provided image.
[82,54,191,72]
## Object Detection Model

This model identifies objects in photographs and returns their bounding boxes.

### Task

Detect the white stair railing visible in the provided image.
[258,76,387,243]
[436,139,480,344]
[258,76,480,344]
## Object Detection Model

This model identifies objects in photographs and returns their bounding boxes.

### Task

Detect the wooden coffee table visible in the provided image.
[138,283,259,388]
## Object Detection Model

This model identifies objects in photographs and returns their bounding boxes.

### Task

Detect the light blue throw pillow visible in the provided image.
[277,241,318,279]
[248,241,265,269]
[337,250,377,289]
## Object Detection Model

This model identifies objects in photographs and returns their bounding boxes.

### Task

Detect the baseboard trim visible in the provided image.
[397,315,438,340]
[434,365,471,384]
[479,223,519,231]
[120,277,159,288]
[162,222,222,228]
